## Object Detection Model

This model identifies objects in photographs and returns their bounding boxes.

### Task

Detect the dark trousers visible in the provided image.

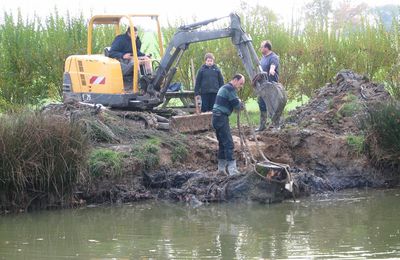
[119,59,134,76]
[212,112,234,161]
[119,59,146,76]
[201,93,217,112]
[258,96,267,112]
[257,78,277,112]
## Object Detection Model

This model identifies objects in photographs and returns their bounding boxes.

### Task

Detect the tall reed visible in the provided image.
[0,112,89,211]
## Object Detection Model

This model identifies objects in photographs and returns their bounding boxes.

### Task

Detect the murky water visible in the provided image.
[1,188,399,259]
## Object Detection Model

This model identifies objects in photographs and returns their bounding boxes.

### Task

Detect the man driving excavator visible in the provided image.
[109,26,152,79]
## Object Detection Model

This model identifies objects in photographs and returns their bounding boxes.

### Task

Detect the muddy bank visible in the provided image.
[2,70,398,213]
[81,169,290,206]
[68,70,398,207]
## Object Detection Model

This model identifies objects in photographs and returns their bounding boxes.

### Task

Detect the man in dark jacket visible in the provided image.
[212,74,245,175]
[194,53,224,112]
[109,26,152,76]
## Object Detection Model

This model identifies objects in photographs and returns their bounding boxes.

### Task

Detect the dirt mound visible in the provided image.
[249,70,398,196]
[287,70,391,134]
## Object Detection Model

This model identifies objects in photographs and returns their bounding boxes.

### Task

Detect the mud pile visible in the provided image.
[287,70,391,134]
[254,70,396,195]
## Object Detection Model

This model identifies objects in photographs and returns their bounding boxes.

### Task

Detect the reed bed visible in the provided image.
[0,112,89,211]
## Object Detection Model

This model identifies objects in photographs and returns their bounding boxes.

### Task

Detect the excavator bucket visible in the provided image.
[252,73,287,126]
[170,112,213,133]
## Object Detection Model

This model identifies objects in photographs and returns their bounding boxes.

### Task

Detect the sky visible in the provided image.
[1,0,399,26]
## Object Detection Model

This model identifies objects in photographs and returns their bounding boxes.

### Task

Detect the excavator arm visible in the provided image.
[145,13,262,96]
[144,13,286,134]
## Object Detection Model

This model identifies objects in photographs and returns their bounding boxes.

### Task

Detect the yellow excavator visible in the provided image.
[62,13,286,132]
[62,14,164,110]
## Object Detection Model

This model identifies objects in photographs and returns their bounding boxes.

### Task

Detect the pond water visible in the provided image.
[1,188,399,259]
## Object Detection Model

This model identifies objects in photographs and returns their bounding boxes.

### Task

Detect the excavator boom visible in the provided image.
[146,13,285,132]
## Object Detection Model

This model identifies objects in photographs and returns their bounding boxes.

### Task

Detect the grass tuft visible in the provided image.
[89,149,123,177]
[132,141,160,170]
[346,134,365,156]
[171,144,189,163]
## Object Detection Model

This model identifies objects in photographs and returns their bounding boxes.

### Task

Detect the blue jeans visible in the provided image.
[212,111,234,161]
[201,93,217,112]
[258,96,267,112]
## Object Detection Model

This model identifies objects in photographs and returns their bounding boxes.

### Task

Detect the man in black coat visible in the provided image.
[109,26,152,76]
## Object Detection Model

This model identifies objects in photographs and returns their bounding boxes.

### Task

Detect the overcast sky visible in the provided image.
[1,0,399,26]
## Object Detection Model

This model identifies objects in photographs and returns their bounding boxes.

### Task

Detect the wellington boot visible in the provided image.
[255,111,268,132]
[227,160,240,176]
[217,159,228,175]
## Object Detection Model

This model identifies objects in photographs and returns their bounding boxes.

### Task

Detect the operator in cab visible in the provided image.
[109,26,152,77]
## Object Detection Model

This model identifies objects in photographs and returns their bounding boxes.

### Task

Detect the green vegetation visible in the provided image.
[346,135,365,156]
[0,112,89,211]
[1,3,399,111]
[132,140,161,170]
[82,118,120,143]
[362,102,400,168]
[89,149,123,177]
[337,94,362,117]
[171,144,189,163]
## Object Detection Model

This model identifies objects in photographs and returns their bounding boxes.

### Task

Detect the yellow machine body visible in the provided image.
[63,14,165,109]
[65,55,124,95]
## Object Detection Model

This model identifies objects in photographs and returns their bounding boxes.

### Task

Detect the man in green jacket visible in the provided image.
[212,74,245,175]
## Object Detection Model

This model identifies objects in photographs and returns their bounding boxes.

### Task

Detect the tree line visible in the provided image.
[0,2,399,111]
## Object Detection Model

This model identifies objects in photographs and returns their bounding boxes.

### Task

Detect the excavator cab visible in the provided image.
[62,14,165,110]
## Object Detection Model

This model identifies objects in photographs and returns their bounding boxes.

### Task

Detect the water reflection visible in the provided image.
[0,189,399,259]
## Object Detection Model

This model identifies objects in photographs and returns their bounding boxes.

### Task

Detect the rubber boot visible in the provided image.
[227,160,240,176]
[255,111,268,132]
[271,116,282,131]
[217,159,228,175]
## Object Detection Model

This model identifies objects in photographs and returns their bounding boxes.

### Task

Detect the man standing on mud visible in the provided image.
[212,74,245,176]
[256,40,280,131]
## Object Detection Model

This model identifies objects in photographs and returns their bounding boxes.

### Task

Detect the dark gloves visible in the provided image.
[239,100,245,110]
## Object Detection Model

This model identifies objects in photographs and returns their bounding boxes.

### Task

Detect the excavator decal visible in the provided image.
[89,76,106,85]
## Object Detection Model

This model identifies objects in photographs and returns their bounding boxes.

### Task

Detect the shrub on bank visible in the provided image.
[0,112,89,212]
[362,102,400,170]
